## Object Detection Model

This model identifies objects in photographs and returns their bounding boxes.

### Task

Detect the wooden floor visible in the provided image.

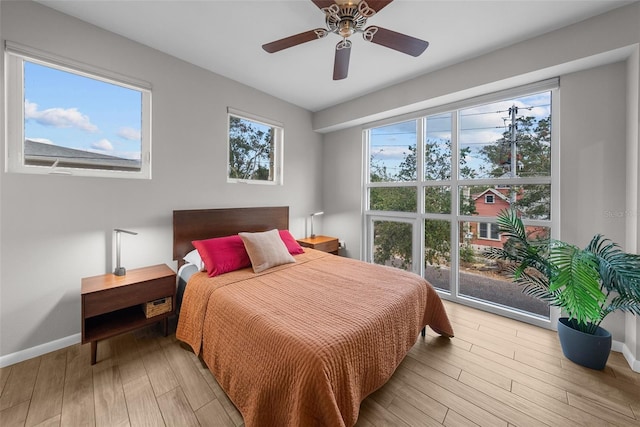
[1,301,639,426]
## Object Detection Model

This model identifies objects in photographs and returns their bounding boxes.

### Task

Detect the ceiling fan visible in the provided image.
[262,0,429,80]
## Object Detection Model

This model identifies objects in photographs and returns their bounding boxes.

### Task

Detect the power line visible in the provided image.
[459,103,550,118]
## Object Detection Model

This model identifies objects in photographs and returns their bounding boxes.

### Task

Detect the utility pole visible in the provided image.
[509,104,518,178]
[508,104,518,204]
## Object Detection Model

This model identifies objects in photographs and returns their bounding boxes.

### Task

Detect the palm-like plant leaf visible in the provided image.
[488,209,640,334]
[548,243,604,327]
[605,294,640,316]
[515,270,555,301]
[495,208,527,242]
[487,208,552,283]
[587,234,640,298]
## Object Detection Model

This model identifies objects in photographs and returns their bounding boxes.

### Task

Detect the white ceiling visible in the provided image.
[36,0,635,112]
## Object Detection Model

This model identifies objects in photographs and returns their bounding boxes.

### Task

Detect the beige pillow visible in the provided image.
[239,229,295,273]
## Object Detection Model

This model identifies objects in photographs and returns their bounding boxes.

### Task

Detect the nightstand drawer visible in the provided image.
[312,239,339,253]
[83,275,175,318]
[297,235,339,255]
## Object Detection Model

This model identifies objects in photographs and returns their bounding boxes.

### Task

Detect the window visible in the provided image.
[478,222,500,240]
[363,79,558,327]
[5,42,152,178]
[227,108,283,184]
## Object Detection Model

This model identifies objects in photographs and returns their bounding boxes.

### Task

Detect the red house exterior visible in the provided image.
[467,188,513,248]
[465,187,547,249]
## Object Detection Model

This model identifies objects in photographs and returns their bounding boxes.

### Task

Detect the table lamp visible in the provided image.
[114,228,138,276]
[309,211,324,238]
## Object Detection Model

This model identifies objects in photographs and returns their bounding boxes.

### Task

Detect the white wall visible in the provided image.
[560,62,628,340]
[320,3,640,368]
[0,1,323,362]
[322,127,363,259]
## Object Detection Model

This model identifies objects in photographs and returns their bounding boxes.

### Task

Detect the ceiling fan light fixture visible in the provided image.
[338,20,355,37]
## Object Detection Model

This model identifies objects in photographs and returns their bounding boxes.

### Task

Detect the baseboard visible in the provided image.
[612,339,624,353]
[620,342,640,373]
[0,333,81,368]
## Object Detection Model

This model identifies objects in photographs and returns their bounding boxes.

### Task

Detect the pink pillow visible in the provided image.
[192,235,251,277]
[279,229,305,255]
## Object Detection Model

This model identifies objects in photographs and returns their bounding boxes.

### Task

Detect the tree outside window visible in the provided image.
[227,111,282,184]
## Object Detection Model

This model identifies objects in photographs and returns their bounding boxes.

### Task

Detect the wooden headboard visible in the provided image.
[173,206,290,266]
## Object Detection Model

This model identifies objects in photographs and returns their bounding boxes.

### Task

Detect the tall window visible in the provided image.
[364,80,558,326]
[5,42,152,178]
[227,108,283,185]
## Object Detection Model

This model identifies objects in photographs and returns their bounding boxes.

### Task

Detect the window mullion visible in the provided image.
[416,117,425,276]
[450,112,460,297]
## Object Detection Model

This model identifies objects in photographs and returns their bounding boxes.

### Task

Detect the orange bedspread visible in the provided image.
[176,249,453,427]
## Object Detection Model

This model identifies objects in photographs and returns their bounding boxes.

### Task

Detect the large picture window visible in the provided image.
[5,42,152,178]
[364,80,558,327]
[227,108,283,185]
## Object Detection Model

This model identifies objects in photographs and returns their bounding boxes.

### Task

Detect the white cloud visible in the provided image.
[25,100,98,133]
[117,127,141,141]
[91,139,113,152]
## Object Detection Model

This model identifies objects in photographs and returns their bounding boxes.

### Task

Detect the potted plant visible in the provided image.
[486,208,640,370]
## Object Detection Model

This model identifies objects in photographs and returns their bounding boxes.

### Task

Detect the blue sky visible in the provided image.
[24,61,143,160]
[369,91,551,179]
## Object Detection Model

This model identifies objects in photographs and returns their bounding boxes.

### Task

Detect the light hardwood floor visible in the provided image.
[1,300,639,426]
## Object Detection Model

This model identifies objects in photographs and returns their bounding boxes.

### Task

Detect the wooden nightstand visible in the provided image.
[297,235,339,255]
[81,264,176,365]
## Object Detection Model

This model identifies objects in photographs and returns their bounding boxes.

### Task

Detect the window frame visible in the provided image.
[226,107,283,185]
[362,78,560,329]
[485,194,495,204]
[4,41,152,179]
[477,222,500,240]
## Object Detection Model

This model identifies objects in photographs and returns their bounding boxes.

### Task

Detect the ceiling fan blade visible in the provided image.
[363,26,429,57]
[311,0,336,10]
[333,40,351,80]
[262,29,327,53]
[366,0,394,13]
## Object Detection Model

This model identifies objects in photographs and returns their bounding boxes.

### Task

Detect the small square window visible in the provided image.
[485,194,495,204]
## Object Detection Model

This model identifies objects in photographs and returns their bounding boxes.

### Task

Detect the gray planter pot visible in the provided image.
[557,317,612,370]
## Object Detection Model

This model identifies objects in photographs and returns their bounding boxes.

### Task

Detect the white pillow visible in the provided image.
[183,249,205,271]
[239,229,295,273]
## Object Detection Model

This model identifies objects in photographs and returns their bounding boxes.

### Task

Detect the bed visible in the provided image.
[174,206,454,427]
